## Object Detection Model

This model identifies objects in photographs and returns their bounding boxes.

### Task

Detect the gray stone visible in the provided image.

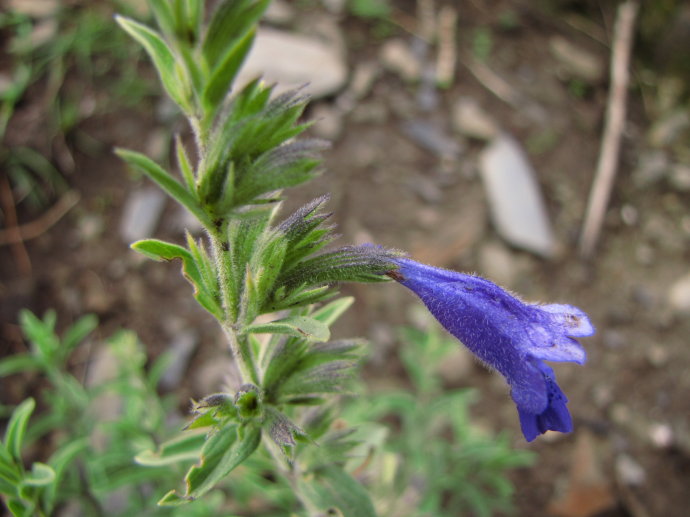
[160,328,200,391]
[311,103,344,140]
[119,188,166,243]
[236,27,348,98]
[401,120,463,159]
[380,39,422,82]
[648,423,674,449]
[668,163,690,191]
[667,271,690,314]
[406,174,443,204]
[615,454,646,486]
[452,97,498,141]
[347,61,379,100]
[479,133,556,257]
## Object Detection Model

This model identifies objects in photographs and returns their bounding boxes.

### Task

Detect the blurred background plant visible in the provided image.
[342,309,535,517]
[0,1,151,214]
[0,308,533,516]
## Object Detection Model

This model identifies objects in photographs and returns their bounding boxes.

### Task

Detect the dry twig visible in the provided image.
[579,1,639,258]
[0,174,32,274]
[0,190,80,246]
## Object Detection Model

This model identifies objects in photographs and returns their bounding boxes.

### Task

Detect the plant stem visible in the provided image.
[208,229,260,385]
[223,326,260,385]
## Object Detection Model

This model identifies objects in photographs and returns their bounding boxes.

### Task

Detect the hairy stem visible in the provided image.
[208,229,260,385]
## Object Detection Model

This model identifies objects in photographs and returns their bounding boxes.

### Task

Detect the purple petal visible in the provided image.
[524,334,587,364]
[390,258,592,442]
[517,364,573,442]
[540,304,595,337]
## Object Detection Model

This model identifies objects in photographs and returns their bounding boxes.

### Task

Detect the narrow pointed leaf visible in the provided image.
[61,314,97,356]
[202,0,269,66]
[0,355,42,377]
[148,0,176,39]
[158,489,189,506]
[312,297,354,326]
[115,16,192,112]
[245,316,330,342]
[115,148,212,228]
[44,438,88,513]
[203,29,256,109]
[135,430,206,467]
[183,424,261,500]
[175,135,195,192]
[4,399,35,463]
[131,239,223,319]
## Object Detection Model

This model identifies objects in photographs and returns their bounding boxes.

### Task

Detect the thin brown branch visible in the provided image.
[0,190,80,246]
[0,174,32,274]
[579,1,639,258]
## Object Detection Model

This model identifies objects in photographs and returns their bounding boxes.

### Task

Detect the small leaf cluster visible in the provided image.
[116,0,321,223]
[342,313,536,517]
[0,311,222,516]
[141,296,374,512]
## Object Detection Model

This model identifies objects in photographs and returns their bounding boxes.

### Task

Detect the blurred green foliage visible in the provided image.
[343,312,535,517]
[0,309,533,516]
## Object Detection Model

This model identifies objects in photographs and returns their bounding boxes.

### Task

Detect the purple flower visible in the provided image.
[389,258,594,442]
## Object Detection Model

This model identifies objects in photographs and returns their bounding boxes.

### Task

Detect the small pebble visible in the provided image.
[649,423,674,449]
[119,188,167,243]
[615,454,646,486]
[380,39,422,82]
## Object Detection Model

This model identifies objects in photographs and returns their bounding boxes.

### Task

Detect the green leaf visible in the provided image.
[185,233,219,304]
[21,462,55,487]
[265,285,334,312]
[148,0,176,40]
[312,297,354,326]
[115,15,192,112]
[0,449,21,488]
[245,316,330,342]
[115,148,212,228]
[203,28,255,110]
[131,239,223,319]
[163,424,261,504]
[44,438,88,513]
[61,314,97,356]
[202,0,269,67]
[19,310,58,363]
[0,355,42,377]
[4,398,35,463]
[7,498,31,517]
[158,490,188,506]
[297,465,377,517]
[135,430,206,467]
[175,134,196,192]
